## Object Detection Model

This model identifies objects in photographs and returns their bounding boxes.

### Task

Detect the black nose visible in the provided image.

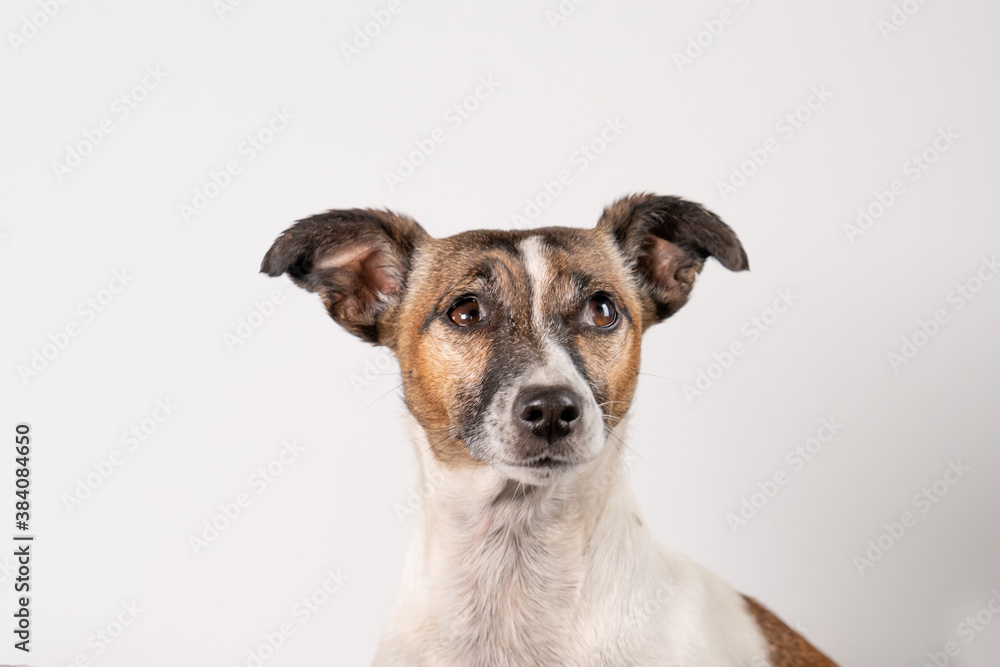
[515,386,583,443]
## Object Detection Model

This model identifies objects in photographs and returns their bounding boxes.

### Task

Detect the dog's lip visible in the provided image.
[514,455,575,468]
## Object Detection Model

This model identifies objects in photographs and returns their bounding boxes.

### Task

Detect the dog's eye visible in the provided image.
[584,294,618,328]
[448,296,485,327]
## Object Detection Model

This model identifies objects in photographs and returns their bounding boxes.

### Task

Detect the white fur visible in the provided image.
[520,235,550,334]
[374,421,771,667]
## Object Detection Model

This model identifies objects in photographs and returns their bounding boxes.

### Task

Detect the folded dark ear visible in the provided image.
[597,194,748,325]
[261,209,429,345]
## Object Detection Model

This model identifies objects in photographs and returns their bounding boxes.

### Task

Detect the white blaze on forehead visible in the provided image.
[464,235,607,470]
[519,235,552,333]
[516,236,603,455]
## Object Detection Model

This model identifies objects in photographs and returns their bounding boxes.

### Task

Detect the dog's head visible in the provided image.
[262,194,747,485]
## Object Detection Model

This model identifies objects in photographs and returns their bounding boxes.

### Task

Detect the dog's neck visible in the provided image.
[396,421,654,660]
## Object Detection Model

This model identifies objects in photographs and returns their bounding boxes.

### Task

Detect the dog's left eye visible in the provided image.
[583,294,618,328]
[448,296,485,327]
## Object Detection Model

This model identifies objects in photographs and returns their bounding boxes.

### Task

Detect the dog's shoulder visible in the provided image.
[742,595,837,666]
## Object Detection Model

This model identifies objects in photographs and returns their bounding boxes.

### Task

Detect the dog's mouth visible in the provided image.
[487,446,602,486]
[516,455,574,469]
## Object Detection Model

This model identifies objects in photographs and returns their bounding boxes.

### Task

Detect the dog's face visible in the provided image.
[262,194,747,485]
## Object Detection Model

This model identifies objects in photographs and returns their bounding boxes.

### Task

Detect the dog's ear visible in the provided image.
[597,193,748,326]
[261,209,429,345]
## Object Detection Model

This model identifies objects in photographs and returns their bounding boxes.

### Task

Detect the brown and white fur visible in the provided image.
[262,194,836,666]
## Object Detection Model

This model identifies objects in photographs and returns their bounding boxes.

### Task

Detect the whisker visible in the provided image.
[638,371,683,384]
[361,383,405,411]
[603,425,649,465]
[408,431,456,464]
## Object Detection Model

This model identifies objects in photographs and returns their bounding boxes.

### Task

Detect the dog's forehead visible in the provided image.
[412,226,624,293]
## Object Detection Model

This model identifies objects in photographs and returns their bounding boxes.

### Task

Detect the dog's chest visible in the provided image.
[430,507,592,664]
[379,494,771,667]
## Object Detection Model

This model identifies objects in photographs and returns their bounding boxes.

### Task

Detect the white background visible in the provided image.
[2,0,999,665]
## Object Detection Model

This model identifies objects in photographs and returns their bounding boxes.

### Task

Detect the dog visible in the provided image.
[262,194,835,666]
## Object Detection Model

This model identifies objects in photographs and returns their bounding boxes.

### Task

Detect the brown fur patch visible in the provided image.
[743,596,837,666]
[394,234,532,468]
[539,228,642,425]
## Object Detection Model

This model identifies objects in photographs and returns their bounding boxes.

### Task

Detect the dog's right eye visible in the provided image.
[583,293,619,328]
[448,296,485,327]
